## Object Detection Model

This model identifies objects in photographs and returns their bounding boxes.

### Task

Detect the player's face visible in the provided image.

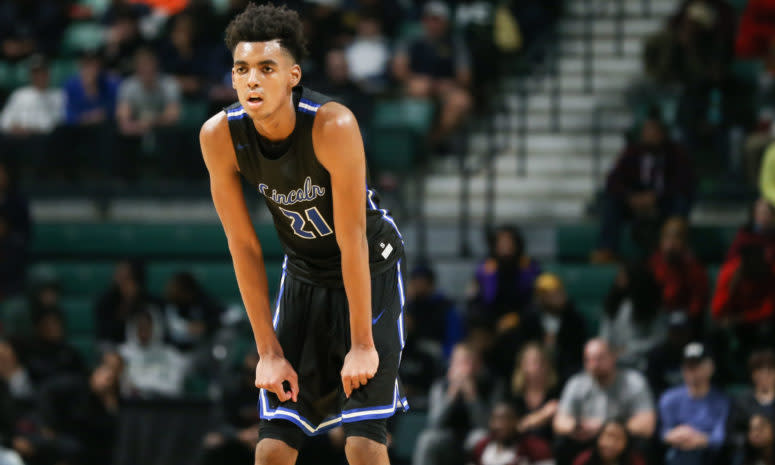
[232,41,301,121]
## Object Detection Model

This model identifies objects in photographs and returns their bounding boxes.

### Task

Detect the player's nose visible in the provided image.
[247,68,260,87]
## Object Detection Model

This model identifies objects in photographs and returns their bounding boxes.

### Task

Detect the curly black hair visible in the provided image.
[225,3,307,63]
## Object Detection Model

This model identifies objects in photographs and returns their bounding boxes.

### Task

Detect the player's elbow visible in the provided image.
[336,228,367,256]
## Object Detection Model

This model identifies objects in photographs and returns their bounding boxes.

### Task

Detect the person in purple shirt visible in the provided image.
[659,342,730,465]
[468,225,541,330]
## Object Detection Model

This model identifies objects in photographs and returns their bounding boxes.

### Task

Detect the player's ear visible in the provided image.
[289,63,301,88]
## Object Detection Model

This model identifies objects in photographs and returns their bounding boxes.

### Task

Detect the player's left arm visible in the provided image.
[312,102,378,398]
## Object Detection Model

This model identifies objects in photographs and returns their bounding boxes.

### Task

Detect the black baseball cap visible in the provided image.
[683,342,711,364]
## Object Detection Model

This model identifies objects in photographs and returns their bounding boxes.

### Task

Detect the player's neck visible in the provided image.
[252,93,296,142]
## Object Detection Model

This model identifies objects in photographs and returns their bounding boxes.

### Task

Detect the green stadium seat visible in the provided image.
[32,222,284,260]
[62,298,95,336]
[50,59,78,87]
[372,99,435,135]
[70,336,98,367]
[575,300,601,334]
[390,411,427,462]
[0,62,29,90]
[78,0,111,16]
[0,297,31,336]
[30,261,114,297]
[146,260,284,303]
[369,128,418,172]
[61,22,106,56]
[180,99,209,129]
[690,226,737,264]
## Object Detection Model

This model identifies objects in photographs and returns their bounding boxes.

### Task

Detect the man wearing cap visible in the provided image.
[659,342,729,465]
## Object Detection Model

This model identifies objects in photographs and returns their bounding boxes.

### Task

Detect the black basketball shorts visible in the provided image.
[257,256,409,447]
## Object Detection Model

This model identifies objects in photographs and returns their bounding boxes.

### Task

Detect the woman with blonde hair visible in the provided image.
[508,342,560,440]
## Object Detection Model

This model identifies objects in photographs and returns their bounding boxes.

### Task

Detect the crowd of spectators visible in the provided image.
[0,0,561,185]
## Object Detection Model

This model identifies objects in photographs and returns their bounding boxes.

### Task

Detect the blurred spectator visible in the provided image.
[33,352,123,465]
[506,343,559,441]
[310,49,373,128]
[301,2,347,74]
[644,0,735,85]
[61,48,119,180]
[645,312,693,396]
[0,0,71,60]
[405,264,464,359]
[116,46,183,179]
[735,0,775,59]
[599,264,667,370]
[763,143,775,206]
[162,271,222,352]
[553,339,655,465]
[0,55,64,135]
[103,6,147,76]
[95,259,161,345]
[0,380,20,464]
[0,210,28,299]
[648,217,709,333]
[527,273,587,382]
[119,309,188,398]
[659,342,729,465]
[728,350,775,457]
[468,225,541,328]
[392,1,472,149]
[199,351,259,465]
[13,308,86,386]
[0,339,33,402]
[592,117,694,262]
[64,50,120,127]
[413,343,495,465]
[400,297,445,408]
[344,15,390,94]
[743,414,775,465]
[470,401,554,465]
[572,420,647,465]
[725,198,775,262]
[0,159,30,245]
[158,13,209,98]
[711,241,775,352]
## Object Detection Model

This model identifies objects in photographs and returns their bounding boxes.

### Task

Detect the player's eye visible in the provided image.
[236,66,246,73]
[263,66,273,73]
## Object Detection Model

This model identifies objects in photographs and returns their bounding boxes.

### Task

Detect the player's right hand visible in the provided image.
[255,354,299,403]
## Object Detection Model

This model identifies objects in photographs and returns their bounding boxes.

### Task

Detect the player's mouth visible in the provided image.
[246,94,264,108]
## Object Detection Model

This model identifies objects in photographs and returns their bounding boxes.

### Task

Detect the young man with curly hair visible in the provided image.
[199,4,407,465]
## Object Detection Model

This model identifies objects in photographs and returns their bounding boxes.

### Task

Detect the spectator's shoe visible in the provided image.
[589,249,618,264]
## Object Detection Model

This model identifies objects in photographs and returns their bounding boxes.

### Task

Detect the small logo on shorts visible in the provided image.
[372,309,385,325]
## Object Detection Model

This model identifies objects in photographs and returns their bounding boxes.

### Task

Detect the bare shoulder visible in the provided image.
[199,112,237,173]
[312,101,358,135]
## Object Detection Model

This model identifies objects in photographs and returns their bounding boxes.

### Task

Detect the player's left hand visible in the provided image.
[341,345,379,398]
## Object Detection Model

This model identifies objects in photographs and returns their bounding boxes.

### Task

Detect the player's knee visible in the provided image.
[344,436,388,465]
[254,438,297,465]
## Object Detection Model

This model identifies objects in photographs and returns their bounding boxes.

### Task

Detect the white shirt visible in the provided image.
[0,86,64,133]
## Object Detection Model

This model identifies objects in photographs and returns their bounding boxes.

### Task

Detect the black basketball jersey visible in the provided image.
[224,86,403,287]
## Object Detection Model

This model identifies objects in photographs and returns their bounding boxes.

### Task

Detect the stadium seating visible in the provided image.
[369,99,434,172]
[61,22,106,56]
[555,223,737,263]
[31,222,284,260]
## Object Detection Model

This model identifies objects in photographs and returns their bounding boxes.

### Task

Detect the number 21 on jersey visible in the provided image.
[279,206,333,239]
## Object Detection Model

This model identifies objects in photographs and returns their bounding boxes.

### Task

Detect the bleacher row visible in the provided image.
[0,222,736,366]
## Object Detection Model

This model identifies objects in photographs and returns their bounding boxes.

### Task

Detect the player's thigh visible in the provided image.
[254,438,298,465]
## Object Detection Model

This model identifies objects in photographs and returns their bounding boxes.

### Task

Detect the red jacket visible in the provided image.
[711,256,775,324]
[725,227,775,263]
[649,251,709,317]
[736,0,775,58]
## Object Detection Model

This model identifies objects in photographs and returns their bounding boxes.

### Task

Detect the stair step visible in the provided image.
[426,175,596,197]
[565,0,678,17]
[559,37,642,57]
[560,17,663,37]
[424,198,586,221]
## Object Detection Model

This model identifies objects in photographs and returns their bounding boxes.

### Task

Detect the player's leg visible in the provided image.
[342,419,390,465]
[255,420,304,465]
[254,439,298,465]
[344,436,389,465]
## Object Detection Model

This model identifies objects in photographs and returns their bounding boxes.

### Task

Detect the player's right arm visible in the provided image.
[199,113,298,402]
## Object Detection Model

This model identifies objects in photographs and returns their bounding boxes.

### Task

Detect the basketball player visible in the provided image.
[199,4,407,465]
